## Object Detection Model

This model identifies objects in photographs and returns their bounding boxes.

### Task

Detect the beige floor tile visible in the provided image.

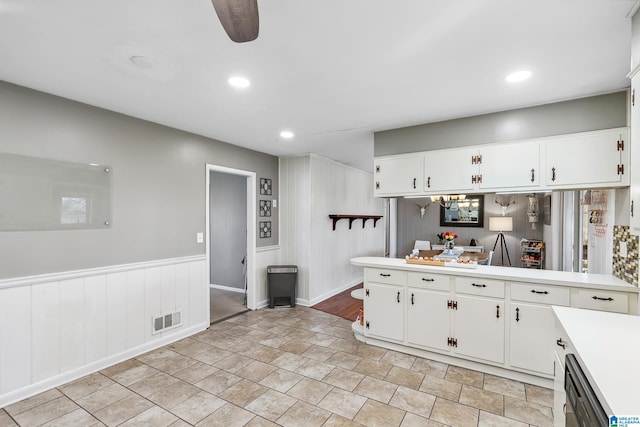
[525,383,554,407]
[192,347,234,365]
[322,367,365,391]
[100,359,143,379]
[218,379,268,407]
[389,386,436,418]
[445,365,484,389]
[128,372,179,397]
[196,402,255,427]
[173,361,219,384]
[39,408,102,427]
[235,360,278,382]
[354,345,387,361]
[212,353,255,373]
[419,375,462,401]
[239,343,284,363]
[12,396,78,427]
[478,410,528,427]
[58,373,115,401]
[75,382,135,413]
[326,352,364,370]
[294,358,335,380]
[302,344,338,362]
[329,338,360,353]
[4,389,63,417]
[429,398,479,427]
[119,405,178,426]
[410,358,448,379]
[380,351,417,369]
[277,339,313,355]
[259,335,292,348]
[483,374,526,400]
[170,391,226,425]
[353,358,393,380]
[107,362,160,387]
[0,410,17,427]
[306,333,338,347]
[353,399,406,427]
[175,341,215,358]
[259,369,304,393]
[276,401,331,427]
[245,389,298,421]
[284,329,316,342]
[168,420,192,427]
[136,348,181,368]
[400,412,446,427]
[353,376,398,404]
[504,396,553,426]
[385,366,425,390]
[92,394,154,426]
[318,388,367,420]
[269,352,307,371]
[286,377,334,405]
[194,370,242,394]
[147,380,201,409]
[245,416,280,427]
[152,354,198,375]
[459,385,504,416]
[323,413,363,426]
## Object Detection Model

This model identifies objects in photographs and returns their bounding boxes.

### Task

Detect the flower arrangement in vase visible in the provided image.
[442,231,458,251]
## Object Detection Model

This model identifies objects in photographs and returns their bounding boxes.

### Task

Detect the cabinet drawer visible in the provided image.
[573,288,629,313]
[455,277,504,298]
[511,283,570,306]
[366,268,406,286]
[407,272,450,291]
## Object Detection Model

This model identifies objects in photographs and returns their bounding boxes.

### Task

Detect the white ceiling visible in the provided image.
[0,0,636,171]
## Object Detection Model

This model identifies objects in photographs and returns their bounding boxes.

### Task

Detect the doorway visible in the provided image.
[206,165,257,324]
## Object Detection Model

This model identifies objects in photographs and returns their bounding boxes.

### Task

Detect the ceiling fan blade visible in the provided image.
[211,0,259,43]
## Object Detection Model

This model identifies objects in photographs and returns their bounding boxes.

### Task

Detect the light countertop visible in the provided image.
[351,256,638,293]
[553,306,640,415]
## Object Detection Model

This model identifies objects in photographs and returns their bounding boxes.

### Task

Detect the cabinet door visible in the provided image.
[479,141,540,190]
[424,148,478,193]
[373,155,424,196]
[406,288,450,352]
[631,75,640,230]
[544,128,627,188]
[454,295,504,364]
[509,302,555,376]
[364,283,404,342]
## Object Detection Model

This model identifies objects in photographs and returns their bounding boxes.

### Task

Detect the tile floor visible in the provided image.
[209,288,247,324]
[0,307,554,427]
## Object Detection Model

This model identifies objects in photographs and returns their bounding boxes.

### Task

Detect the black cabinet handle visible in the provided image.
[397,291,400,303]
[380,273,390,277]
[515,307,520,322]
[411,293,415,305]
[592,296,614,301]
[557,338,566,349]
[530,168,535,183]
[422,278,435,282]
[412,178,416,189]
[530,290,549,295]
[427,176,431,188]
[471,283,486,288]
[496,305,500,319]
[551,167,557,182]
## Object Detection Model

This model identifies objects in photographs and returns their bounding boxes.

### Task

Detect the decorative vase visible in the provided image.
[444,240,455,255]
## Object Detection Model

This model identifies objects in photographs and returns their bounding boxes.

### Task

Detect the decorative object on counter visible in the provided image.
[260,177,272,195]
[526,194,539,229]
[489,216,513,266]
[442,231,458,255]
[328,214,383,230]
[405,253,477,269]
[439,195,484,227]
[469,238,477,246]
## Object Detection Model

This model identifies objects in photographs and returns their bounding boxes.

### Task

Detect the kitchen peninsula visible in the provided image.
[350,256,638,386]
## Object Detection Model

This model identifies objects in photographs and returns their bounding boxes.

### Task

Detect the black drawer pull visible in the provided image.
[556,338,566,349]
[496,305,500,319]
[411,293,415,305]
[379,273,391,277]
[471,283,486,288]
[422,278,435,282]
[592,296,614,301]
[397,291,400,303]
[531,290,549,295]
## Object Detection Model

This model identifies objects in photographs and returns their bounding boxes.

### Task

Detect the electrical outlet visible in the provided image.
[620,241,628,258]
[273,199,277,208]
[196,232,204,244]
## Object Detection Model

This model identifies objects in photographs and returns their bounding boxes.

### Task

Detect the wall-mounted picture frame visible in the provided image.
[439,195,484,228]
[260,200,272,217]
[259,221,272,238]
[260,178,272,195]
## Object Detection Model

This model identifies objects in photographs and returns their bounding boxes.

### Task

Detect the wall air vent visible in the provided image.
[152,310,183,335]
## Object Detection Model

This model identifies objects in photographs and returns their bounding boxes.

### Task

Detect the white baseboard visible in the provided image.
[209,284,246,293]
[307,278,363,306]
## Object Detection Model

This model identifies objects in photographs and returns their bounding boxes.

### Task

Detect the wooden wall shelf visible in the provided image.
[329,214,383,231]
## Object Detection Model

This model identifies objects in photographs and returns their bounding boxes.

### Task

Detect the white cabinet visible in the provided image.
[478,141,540,190]
[406,288,450,352]
[543,128,629,188]
[363,269,405,342]
[373,154,424,197]
[423,148,477,193]
[630,75,640,231]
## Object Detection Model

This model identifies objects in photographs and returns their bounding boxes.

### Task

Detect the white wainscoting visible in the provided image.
[0,256,208,408]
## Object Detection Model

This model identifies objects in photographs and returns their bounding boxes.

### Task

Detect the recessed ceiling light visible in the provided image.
[280,131,294,139]
[129,55,155,69]
[228,76,251,88]
[505,70,532,83]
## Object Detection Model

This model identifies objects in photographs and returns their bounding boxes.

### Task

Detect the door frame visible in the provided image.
[206,164,257,311]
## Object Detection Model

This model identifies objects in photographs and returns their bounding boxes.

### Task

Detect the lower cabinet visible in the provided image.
[509,302,555,375]
[455,295,505,364]
[364,282,404,342]
[406,288,450,352]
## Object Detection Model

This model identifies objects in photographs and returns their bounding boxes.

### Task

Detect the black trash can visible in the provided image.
[267,265,297,308]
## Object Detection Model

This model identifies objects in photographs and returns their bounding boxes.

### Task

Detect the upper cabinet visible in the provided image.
[424,148,478,193]
[478,141,540,191]
[373,154,424,197]
[542,128,629,189]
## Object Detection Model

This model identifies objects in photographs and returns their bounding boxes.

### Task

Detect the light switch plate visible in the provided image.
[196,232,204,244]
[273,199,277,208]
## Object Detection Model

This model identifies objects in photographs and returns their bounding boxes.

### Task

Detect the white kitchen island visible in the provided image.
[350,256,638,387]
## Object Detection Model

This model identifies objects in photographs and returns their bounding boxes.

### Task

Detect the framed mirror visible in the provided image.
[440,195,484,227]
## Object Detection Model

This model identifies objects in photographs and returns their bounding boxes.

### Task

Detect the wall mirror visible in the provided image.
[440,195,484,227]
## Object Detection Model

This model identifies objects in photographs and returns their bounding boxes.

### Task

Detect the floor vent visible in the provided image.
[152,310,182,334]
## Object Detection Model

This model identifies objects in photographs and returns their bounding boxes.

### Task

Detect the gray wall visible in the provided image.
[210,171,247,289]
[375,92,628,155]
[0,81,278,279]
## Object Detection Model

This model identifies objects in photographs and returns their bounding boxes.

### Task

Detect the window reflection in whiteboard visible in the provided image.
[60,195,90,224]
